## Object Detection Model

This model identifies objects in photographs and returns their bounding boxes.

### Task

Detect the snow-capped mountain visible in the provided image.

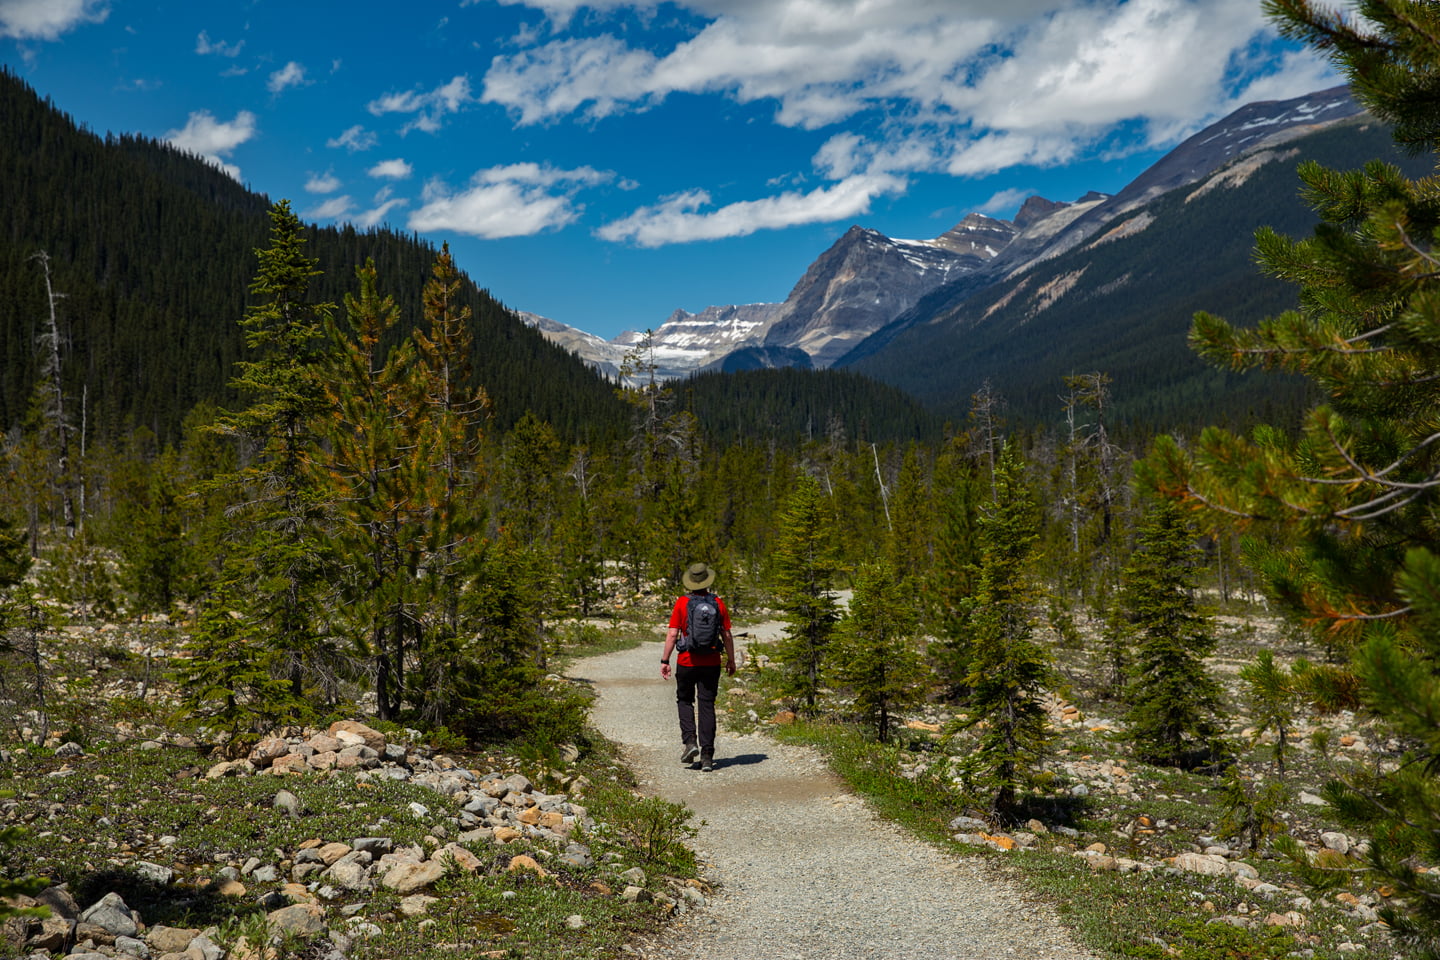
[521,86,1363,380]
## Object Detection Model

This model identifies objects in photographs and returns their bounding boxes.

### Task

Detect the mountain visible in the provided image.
[841,109,1431,429]
[838,86,1364,370]
[0,68,627,445]
[757,216,1017,367]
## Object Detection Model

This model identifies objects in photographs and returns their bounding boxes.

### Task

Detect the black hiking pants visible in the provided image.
[675,664,721,758]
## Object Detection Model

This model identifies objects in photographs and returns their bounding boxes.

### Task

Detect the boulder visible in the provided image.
[380,861,445,895]
[327,721,386,752]
[79,893,139,938]
[266,904,327,938]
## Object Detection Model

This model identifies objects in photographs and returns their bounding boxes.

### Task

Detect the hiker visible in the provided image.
[660,561,737,771]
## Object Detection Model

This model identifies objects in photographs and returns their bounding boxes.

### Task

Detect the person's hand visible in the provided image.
[661,662,672,680]
[725,657,736,677]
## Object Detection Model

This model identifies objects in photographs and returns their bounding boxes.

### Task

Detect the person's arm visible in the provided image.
[661,627,679,680]
[722,627,737,676]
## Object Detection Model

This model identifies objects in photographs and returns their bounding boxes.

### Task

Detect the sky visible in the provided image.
[0,0,1339,342]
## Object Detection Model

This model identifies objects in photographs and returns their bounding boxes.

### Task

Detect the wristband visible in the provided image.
[661,659,668,664]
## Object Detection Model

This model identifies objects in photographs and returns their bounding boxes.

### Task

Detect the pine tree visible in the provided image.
[962,442,1051,818]
[829,560,927,743]
[1138,1,1440,946]
[771,473,842,713]
[1240,650,1297,776]
[209,200,338,704]
[1116,495,1223,767]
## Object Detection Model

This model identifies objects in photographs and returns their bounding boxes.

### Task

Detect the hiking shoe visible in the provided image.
[681,744,699,765]
[701,757,714,772]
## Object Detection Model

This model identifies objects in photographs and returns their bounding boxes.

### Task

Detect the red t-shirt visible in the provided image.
[669,592,731,667]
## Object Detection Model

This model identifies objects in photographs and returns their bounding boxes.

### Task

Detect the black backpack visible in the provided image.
[680,591,723,653]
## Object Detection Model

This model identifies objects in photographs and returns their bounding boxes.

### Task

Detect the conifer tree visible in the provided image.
[207,199,338,705]
[322,258,424,720]
[1240,650,1297,776]
[932,433,987,691]
[829,560,927,743]
[772,473,842,713]
[962,442,1051,818]
[1138,1,1440,946]
[1116,495,1223,766]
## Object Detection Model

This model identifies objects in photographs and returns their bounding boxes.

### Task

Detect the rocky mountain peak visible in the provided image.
[1013,196,1069,228]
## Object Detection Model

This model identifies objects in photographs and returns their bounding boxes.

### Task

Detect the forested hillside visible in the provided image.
[0,68,625,445]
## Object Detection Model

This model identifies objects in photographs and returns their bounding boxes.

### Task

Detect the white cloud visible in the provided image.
[195,30,243,57]
[355,198,408,228]
[368,75,474,133]
[0,0,108,41]
[409,163,611,239]
[327,124,378,152]
[597,173,906,247]
[267,61,307,94]
[978,188,1035,218]
[305,171,342,194]
[165,109,257,181]
[306,195,354,220]
[482,0,1339,178]
[367,158,413,180]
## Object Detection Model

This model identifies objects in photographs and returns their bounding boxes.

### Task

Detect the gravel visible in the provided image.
[570,631,1097,960]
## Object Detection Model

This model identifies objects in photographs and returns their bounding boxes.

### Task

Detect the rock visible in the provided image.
[280,883,315,903]
[327,721,386,752]
[1172,852,1230,877]
[266,904,327,938]
[1298,791,1327,806]
[188,934,224,960]
[251,865,280,883]
[397,895,438,918]
[325,861,371,893]
[1321,831,1351,855]
[407,801,430,818]
[508,855,548,879]
[436,843,482,873]
[620,885,650,903]
[306,751,339,771]
[565,915,585,930]
[273,790,303,819]
[79,893,139,938]
[146,928,199,956]
[381,861,445,894]
[132,861,174,885]
[317,842,351,865]
[205,760,254,779]
[114,934,150,957]
[1227,861,1260,880]
[216,880,246,898]
[1264,911,1305,927]
[26,917,75,952]
[493,827,522,843]
[54,742,84,758]
[351,837,393,857]
[271,754,309,776]
[948,816,988,833]
[619,866,646,885]
[35,885,80,919]
[248,739,291,768]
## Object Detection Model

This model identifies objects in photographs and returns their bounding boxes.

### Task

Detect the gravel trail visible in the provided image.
[568,631,1097,960]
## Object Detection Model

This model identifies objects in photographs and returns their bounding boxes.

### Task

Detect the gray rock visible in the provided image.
[54,742,84,758]
[250,865,280,884]
[380,860,445,894]
[144,926,199,955]
[565,915,585,929]
[188,935,223,960]
[113,935,149,958]
[295,848,324,865]
[36,886,80,920]
[502,773,533,795]
[266,905,327,938]
[78,893,138,938]
[240,858,261,876]
[24,917,75,952]
[325,861,371,893]
[273,790,303,819]
[560,843,593,869]
[351,837,392,857]
[132,862,173,885]
[619,867,646,885]
[1320,831,1351,855]
[948,815,989,833]
[620,885,651,903]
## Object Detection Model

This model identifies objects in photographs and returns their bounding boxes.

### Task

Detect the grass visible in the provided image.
[727,657,1406,960]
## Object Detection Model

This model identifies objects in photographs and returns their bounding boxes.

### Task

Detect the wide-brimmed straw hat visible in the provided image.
[682,561,716,591]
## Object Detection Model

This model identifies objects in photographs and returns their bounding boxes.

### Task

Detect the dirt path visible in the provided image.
[568,629,1097,960]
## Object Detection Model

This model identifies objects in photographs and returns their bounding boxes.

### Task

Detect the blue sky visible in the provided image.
[1,0,1337,342]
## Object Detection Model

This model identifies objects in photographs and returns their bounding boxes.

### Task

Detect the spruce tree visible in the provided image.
[829,560,927,743]
[1116,495,1223,766]
[962,442,1051,818]
[772,473,842,713]
[1138,1,1440,947]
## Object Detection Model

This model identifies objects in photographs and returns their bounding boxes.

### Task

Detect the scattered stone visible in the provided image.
[1171,852,1229,877]
[565,915,585,930]
[620,886,651,903]
[1321,831,1351,855]
[132,861,174,885]
[273,790,303,819]
[79,893,139,938]
[508,855,548,879]
[54,742,84,758]
[381,861,445,894]
[398,895,438,918]
[266,904,327,938]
